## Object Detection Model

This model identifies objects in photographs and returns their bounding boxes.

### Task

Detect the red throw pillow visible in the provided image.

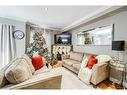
[32,56,44,70]
[87,56,98,69]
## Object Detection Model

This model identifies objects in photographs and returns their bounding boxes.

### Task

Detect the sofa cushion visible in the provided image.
[0,73,7,88]
[21,54,35,74]
[5,58,32,84]
[72,64,81,71]
[34,66,50,75]
[0,64,11,88]
[62,59,80,66]
[69,52,84,62]
[0,57,18,88]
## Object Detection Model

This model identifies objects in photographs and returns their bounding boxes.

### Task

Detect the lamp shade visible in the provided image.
[112,41,125,51]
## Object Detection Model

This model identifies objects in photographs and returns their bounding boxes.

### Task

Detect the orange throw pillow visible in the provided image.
[87,56,98,69]
[32,56,44,70]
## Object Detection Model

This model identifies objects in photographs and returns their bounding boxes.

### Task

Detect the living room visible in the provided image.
[0,3,127,94]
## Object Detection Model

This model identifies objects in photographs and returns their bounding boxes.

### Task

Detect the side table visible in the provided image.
[109,60,127,89]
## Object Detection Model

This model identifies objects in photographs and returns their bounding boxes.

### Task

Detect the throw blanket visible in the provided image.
[78,57,92,84]
[78,68,92,84]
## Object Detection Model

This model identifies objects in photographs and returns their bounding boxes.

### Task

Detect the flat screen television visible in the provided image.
[112,41,125,51]
[54,33,71,44]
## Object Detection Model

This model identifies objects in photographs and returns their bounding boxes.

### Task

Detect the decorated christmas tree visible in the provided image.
[26,28,51,65]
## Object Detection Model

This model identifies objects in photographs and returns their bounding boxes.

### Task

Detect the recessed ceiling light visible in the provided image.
[44,7,48,11]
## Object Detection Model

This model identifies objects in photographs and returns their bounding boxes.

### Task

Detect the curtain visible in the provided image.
[25,23,31,53]
[0,23,16,68]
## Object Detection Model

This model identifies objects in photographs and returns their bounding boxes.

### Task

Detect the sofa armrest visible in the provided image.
[3,74,62,89]
[91,62,109,85]
[61,55,70,60]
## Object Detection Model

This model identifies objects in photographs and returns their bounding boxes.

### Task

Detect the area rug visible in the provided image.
[97,79,124,89]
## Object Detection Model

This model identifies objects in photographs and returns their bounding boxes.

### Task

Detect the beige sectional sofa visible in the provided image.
[0,54,62,89]
[2,67,62,89]
[62,51,110,86]
[62,52,84,74]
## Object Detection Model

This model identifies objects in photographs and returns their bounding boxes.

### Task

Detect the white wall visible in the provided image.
[50,30,60,45]
[44,29,60,53]
[0,17,25,57]
[43,29,51,53]
[70,11,127,62]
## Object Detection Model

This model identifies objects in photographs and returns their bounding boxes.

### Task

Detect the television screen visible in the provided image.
[112,41,125,51]
[55,33,71,44]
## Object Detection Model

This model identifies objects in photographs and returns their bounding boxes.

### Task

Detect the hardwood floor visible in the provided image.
[97,79,124,89]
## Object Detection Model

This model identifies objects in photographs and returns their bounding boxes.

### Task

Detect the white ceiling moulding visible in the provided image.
[62,6,122,31]
[47,27,62,31]
[27,22,61,32]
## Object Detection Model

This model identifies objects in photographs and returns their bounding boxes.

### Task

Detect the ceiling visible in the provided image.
[0,6,121,31]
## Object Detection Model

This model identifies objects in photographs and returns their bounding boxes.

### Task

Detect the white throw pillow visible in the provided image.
[96,55,112,63]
